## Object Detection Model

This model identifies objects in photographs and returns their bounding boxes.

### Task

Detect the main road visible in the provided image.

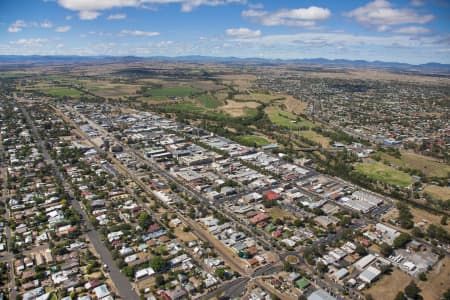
[18,101,138,300]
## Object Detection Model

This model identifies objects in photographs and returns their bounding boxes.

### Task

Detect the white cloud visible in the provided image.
[8,20,60,32]
[79,10,101,20]
[41,21,53,28]
[156,40,174,47]
[248,2,263,9]
[346,0,434,32]
[107,13,127,20]
[410,0,424,7]
[394,26,430,35]
[10,38,48,46]
[55,25,72,32]
[66,15,73,20]
[57,0,246,15]
[226,31,443,50]
[119,30,160,37]
[226,27,261,38]
[8,20,27,33]
[242,6,331,27]
[181,0,246,12]
[56,43,65,48]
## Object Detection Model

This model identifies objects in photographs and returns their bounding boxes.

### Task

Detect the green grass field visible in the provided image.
[162,102,205,113]
[0,72,28,78]
[373,151,450,178]
[243,107,259,118]
[355,161,414,188]
[197,94,222,108]
[298,130,330,147]
[144,87,200,98]
[266,108,315,129]
[238,135,270,147]
[43,88,82,97]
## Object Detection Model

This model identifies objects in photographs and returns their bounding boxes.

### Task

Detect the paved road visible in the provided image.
[59,104,293,297]
[199,276,250,300]
[18,102,138,300]
[0,137,17,300]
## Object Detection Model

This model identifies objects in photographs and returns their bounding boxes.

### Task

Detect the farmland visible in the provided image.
[143,86,200,98]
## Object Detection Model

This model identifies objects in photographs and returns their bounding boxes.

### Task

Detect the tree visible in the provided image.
[412,227,424,238]
[442,288,450,300]
[122,266,134,278]
[418,272,427,281]
[316,262,328,274]
[380,242,393,257]
[397,202,413,229]
[215,267,226,279]
[283,261,293,272]
[149,255,166,272]
[393,233,411,248]
[404,281,421,299]
[339,215,352,227]
[394,292,405,300]
[154,274,165,286]
[356,244,368,256]
[137,211,152,229]
[441,216,448,226]
[365,294,374,300]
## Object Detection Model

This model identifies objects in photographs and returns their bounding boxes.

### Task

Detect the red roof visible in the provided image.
[147,223,160,233]
[272,230,282,238]
[257,221,267,228]
[263,190,281,201]
[249,213,269,225]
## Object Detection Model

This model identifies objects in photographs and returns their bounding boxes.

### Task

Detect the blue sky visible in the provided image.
[0,0,449,64]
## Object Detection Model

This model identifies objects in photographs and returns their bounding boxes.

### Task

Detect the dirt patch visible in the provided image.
[286,255,299,264]
[217,74,257,90]
[190,80,224,91]
[423,185,450,201]
[174,226,198,243]
[135,275,156,291]
[410,207,450,232]
[269,207,296,221]
[220,100,260,117]
[400,151,450,178]
[365,268,412,300]
[418,256,450,300]
[283,95,308,114]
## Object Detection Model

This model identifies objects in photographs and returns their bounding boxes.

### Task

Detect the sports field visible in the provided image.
[238,135,270,147]
[265,108,315,129]
[44,87,82,97]
[354,161,414,188]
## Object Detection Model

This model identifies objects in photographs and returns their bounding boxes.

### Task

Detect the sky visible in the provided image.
[0,0,449,64]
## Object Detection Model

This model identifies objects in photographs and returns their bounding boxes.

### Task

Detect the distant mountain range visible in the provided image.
[0,55,449,75]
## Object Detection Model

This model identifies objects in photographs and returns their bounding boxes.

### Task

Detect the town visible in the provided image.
[0,59,448,300]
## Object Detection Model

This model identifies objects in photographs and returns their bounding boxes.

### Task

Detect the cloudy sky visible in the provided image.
[0,0,449,64]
